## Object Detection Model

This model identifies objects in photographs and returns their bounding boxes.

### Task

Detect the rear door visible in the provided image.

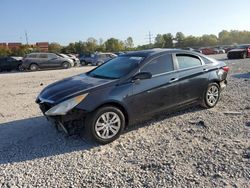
[173,53,209,104]
[38,53,50,68]
[129,53,179,120]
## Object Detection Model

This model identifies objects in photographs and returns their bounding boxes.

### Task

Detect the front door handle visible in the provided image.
[203,68,209,72]
[169,78,179,83]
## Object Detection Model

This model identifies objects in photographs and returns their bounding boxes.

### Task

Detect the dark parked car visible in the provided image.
[79,54,95,65]
[80,53,117,66]
[91,53,117,66]
[36,49,229,144]
[22,53,74,71]
[0,56,23,72]
[227,45,250,59]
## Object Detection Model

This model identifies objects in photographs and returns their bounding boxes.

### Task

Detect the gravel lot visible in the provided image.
[0,54,249,187]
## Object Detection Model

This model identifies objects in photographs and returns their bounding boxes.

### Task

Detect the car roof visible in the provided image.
[120,48,199,58]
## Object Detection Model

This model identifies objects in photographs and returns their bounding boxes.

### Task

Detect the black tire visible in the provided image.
[17,64,24,72]
[62,62,71,69]
[81,61,87,66]
[201,83,220,108]
[242,52,247,59]
[29,64,38,71]
[83,106,125,144]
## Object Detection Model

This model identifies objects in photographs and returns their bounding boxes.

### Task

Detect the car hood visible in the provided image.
[39,74,115,103]
[228,49,245,52]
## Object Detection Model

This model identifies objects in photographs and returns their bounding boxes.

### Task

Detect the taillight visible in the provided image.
[222,66,229,73]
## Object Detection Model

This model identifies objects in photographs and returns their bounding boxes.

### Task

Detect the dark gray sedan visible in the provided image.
[22,53,74,71]
[37,49,229,144]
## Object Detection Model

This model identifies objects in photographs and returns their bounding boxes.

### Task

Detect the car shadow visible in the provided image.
[0,105,205,165]
[0,116,97,165]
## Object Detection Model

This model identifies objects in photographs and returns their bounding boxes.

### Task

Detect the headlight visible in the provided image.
[45,93,88,116]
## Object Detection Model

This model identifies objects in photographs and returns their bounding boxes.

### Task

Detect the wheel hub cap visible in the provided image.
[95,112,121,139]
[206,86,219,106]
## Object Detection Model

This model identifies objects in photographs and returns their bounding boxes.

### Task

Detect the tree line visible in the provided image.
[1,30,250,57]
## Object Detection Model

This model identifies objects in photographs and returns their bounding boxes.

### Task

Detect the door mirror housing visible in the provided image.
[132,72,152,80]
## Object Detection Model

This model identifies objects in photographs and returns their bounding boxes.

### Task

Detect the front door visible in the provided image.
[47,54,61,68]
[128,53,179,121]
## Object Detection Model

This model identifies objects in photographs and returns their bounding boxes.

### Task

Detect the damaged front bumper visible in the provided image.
[39,102,87,135]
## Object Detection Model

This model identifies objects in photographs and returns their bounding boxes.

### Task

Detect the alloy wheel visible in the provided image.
[206,85,219,106]
[94,112,121,139]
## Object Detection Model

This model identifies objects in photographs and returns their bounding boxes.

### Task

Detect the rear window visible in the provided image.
[201,56,218,64]
[176,54,201,69]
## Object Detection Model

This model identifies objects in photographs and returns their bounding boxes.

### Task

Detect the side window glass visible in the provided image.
[48,54,57,59]
[176,54,201,69]
[29,54,37,58]
[201,57,212,64]
[141,54,174,75]
[39,54,48,59]
[6,57,13,62]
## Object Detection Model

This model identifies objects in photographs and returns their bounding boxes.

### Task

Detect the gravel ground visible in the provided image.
[0,54,249,187]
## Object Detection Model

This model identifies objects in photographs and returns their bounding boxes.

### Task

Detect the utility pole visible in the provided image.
[148,31,153,46]
[25,31,29,45]
[145,31,154,48]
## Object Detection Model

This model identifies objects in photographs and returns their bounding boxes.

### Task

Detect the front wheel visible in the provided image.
[83,106,125,144]
[80,61,87,66]
[201,83,220,108]
[18,64,24,72]
[30,64,38,71]
[62,62,71,69]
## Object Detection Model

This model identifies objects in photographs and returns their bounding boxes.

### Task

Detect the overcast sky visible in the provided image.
[0,0,249,46]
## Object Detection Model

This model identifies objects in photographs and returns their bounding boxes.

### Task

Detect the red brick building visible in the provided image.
[0,42,49,52]
[36,42,49,52]
[0,43,7,48]
[7,43,22,50]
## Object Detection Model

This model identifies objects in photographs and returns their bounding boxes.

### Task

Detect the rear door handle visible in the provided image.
[169,78,179,83]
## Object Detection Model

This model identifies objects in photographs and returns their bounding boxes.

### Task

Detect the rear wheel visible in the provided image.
[30,64,38,71]
[83,106,125,144]
[201,83,220,108]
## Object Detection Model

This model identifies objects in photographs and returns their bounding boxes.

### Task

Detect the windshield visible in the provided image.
[88,56,143,79]
[58,54,69,58]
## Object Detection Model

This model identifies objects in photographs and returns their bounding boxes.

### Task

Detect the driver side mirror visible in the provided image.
[132,72,152,81]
